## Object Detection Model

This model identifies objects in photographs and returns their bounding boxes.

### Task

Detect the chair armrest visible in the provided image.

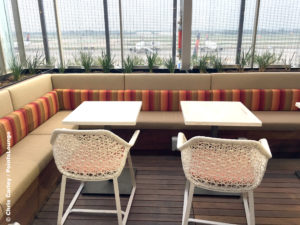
[129,130,140,147]
[177,132,187,150]
[259,138,272,159]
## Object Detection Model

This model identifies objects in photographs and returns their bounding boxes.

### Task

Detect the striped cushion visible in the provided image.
[124,90,210,111]
[54,89,300,112]
[55,89,125,110]
[0,109,28,156]
[211,89,300,111]
[23,91,59,132]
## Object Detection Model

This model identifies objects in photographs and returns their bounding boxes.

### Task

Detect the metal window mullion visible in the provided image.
[103,0,110,57]
[118,0,124,68]
[0,37,7,75]
[172,0,178,66]
[53,0,64,66]
[181,0,192,70]
[235,0,246,65]
[250,0,261,68]
[38,0,50,64]
[11,0,26,65]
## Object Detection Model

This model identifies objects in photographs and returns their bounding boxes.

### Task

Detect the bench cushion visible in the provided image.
[211,72,300,89]
[51,73,125,90]
[253,111,300,130]
[23,91,59,132]
[0,91,59,156]
[7,74,52,110]
[0,135,52,211]
[0,109,28,156]
[125,90,210,111]
[55,89,124,110]
[0,90,13,117]
[30,111,76,135]
[125,73,211,90]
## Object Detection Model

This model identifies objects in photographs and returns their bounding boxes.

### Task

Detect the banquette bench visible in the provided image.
[0,72,300,224]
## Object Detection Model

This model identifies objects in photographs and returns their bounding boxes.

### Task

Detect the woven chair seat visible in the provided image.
[62,153,123,178]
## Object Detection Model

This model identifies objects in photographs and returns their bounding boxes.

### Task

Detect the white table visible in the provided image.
[63,101,142,126]
[63,101,142,195]
[181,101,262,196]
[181,101,262,136]
[295,102,300,179]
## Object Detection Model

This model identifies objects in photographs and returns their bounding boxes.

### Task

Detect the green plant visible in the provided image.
[198,55,210,73]
[98,52,114,73]
[79,51,94,72]
[237,48,251,72]
[146,53,159,72]
[163,57,175,73]
[9,58,23,81]
[281,52,295,72]
[58,62,65,73]
[26,51,44,74]
[123,56,135,73]
[254,51,281,72]
[132,56,144,66]
[210,55,223,72]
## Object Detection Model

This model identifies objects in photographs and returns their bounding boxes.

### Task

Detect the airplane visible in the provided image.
[129,41,160,54]
[200,40,223,52]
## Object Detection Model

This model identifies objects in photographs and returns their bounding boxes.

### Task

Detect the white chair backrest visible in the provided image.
[178,134,272,192]
[51,129,131,181]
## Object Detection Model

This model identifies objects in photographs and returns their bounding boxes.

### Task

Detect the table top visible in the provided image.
[180,101,262,127]
[296,102,300,109]
[62,101,142,126]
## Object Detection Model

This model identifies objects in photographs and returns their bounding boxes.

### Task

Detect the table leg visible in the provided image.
[210,126,219,137]
[82,168,137,195]
[295,171,300,179]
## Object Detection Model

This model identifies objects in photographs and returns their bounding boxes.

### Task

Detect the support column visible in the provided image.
[181,0,192,70]
[250,0,261,68]
[53,0,64,66]
[103,0,110,57]
[235,0,246,64]
[38,0,50,64]
[11,0,26,65]
[172,0,178,66]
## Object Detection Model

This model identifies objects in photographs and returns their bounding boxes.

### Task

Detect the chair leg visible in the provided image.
[243,191,255,225]
[113,178,123,225]
[127,152,136,187]
[248,191,255,225]
[182,180,194,225]
[57,175,66,225]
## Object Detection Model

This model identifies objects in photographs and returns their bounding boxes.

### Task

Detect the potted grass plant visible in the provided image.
[98,52,114,73]
[163,57,175,73]
[9,57,23,81]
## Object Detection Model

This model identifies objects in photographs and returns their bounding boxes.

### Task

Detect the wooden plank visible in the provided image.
[31,156,300,225]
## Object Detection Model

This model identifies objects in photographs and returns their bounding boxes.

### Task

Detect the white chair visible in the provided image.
[177,133,272,225]
[50,129,140,225]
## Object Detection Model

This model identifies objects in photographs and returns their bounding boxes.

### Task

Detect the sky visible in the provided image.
[4,0,300,33]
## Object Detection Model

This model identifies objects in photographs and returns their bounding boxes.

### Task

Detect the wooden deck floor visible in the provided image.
[32,156,300,225]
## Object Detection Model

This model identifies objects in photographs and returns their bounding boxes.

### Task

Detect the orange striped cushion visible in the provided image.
[211,89,300,111]
[0,109,28,156]
[124,90,210,111]
[23,91,59,132]
[55,89,125,110]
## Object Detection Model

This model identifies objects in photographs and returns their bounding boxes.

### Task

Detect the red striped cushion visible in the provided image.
[0,109,28,156]
[124,90,210,111]
[55,89,125,110]
[23,91,59,132]
[211,89,300,111]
